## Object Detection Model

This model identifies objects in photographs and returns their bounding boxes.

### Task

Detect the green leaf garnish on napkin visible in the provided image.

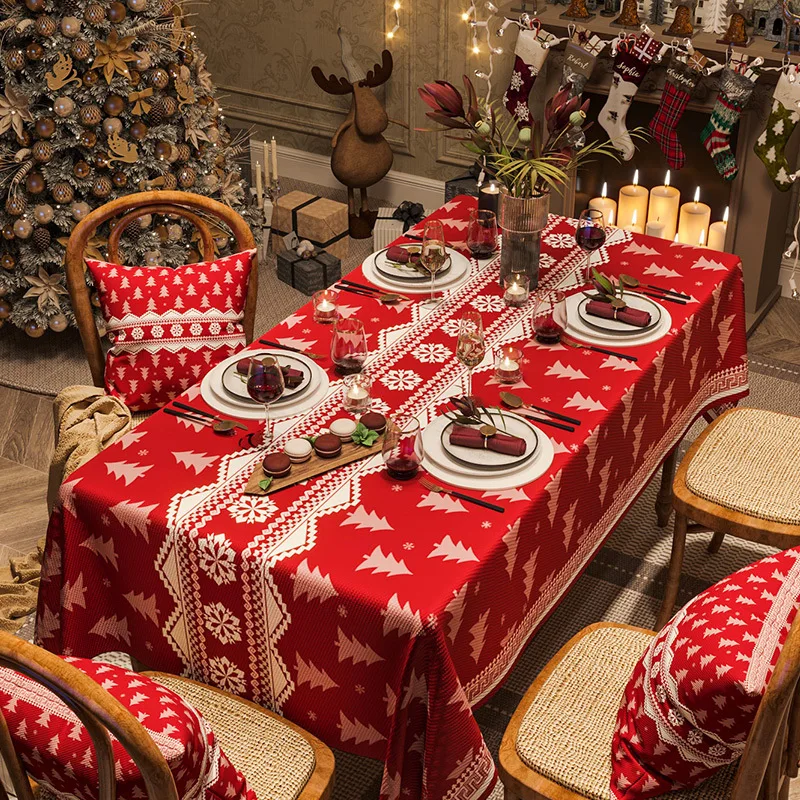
[259,477,273,491]
[351,422,379,447]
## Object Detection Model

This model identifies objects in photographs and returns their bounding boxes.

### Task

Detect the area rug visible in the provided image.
[0,178,388,396]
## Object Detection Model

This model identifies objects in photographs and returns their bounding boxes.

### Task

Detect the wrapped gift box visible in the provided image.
[373,203,431,250]
[277,247,341,296]
[271,191,349,260]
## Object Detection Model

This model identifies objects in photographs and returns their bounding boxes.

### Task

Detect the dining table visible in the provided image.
[37,195,749,800]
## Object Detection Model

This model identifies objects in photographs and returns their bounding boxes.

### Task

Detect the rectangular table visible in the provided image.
[37,196,749,800]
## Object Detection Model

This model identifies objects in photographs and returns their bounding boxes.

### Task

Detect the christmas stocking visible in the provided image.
[599,34,663,160]
[754,68,800,191]
[503,26,558,127]
[701,65,758,181]
[561,28,606,98]
[648,53,705,170]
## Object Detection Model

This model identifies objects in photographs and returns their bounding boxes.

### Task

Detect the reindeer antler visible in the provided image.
[311,66,353,95]
[363,50,393,88]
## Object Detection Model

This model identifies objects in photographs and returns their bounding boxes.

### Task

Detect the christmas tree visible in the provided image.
[0,0,256,340]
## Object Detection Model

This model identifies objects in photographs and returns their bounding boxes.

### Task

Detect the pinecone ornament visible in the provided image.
[148,99,166,126]
[162,173,178,190]
[32,226,51,250]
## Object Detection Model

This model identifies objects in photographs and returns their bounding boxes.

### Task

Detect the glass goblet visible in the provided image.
[575,208,606,284]
[467,209,498,260]
[533,290,567,344]
[455,310,486,399]
[330,317,368,375]
[421,219,448,308]
[247,356,285,445]
[382,416,423,480]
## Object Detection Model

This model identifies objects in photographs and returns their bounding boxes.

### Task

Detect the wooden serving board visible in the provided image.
[244,436,384,496]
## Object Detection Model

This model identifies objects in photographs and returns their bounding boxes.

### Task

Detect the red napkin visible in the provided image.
[386,245,420,265]
[449,424,527,457]
[283,367,304,389]
[586,300,651,328]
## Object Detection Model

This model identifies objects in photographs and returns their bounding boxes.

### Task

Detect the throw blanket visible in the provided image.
[47,386,133,511]
[0,542,43,634]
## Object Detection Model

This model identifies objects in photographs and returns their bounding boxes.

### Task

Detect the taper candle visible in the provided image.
[677,187,711,246]
[616,170,649,231]
[588,182,617,226]
[271,136,279,182]
[707,206,729,252]
[647,170,680,240]
[255,161,263,208]
[263,140,271,186]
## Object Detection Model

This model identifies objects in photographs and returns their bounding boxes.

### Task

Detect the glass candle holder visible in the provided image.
[503,273,530,307]
[342,373,372,413]
[494,345,522,384]
[313,289,339,324]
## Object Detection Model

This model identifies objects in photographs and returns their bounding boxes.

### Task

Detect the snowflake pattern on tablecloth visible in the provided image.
[227,495,278,524]
[471,295,507,313]
[381,369,423,392]
[411,343,452,363]
[441,319,462,338]
[203,602,242,646]
[544,233,577,249]
[197,533,237,586]
[208,656,247,694]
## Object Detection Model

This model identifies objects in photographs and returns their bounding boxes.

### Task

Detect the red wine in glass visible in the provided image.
[385,455,421,480]
[382,416,423,480]
[533,290,567,344]
[247,357,285,444]
[575,209,606,283]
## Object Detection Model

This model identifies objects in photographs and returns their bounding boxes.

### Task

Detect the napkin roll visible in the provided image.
[449,424,527,457]
[586,300,651,328]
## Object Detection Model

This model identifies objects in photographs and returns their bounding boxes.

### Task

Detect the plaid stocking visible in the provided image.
[649,56,703,170]
[503,27,557,128]
[599,34,662,160]
[701,66,757,181]
[754,69,800,191]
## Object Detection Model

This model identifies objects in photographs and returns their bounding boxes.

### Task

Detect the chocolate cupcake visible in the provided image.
[262,453,291,478]
[313,433,342,459]
[360,412,386,434]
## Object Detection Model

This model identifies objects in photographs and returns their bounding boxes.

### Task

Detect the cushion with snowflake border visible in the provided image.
[610,546,800,798]
[0,656,255,800]
[86,250,255,411]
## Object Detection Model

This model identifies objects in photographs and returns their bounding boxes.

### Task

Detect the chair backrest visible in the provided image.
[64,191,258,388]
[732,610,800,800]
[0,631,178,800]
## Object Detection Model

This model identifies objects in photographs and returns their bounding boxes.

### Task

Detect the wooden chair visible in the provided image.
[498,618,800,800]
[64,191,258,389]
[0,632,334,800]
[656,407,800,629]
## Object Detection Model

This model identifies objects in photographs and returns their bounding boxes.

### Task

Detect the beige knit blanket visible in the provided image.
[47,385,133,512]
[0,541,44,634]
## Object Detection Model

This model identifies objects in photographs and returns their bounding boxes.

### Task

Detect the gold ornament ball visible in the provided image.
[112,171,128,188]
[15,130,31,148]
[162,173,178,190]
[83,70,100,87]
[32,141,53,163]
[2,223,14,240]
[51,182,75,204]
[25,0,45,10]
[71,39,92,61]
[5,49,25,71]
[71,201,91,220]
[178,166,196,188]
[79,104,102,126]
[79,130,97,148]
[92,176,113,198]
[53,96,75,118]
[13,218,32,238]
[103,117,123,136]
[154,224,168,241]
[0,255,15,272]
[35,118,56,139]
[26,172,45,194]
[167,223,182,241]
[33,204,54,224]
[90,291,101,307]
[35,14,57,36]
[130,121,148,140]
[61,16,82,37]
[148,68,169,89]
[24,321,46,338]
[134,51,152,71]
[138,213,152,228]
[143,250,161,266]
[104,94,125,117]
[0,284,5,296]
[84,2,105,23]
[73,160,91,179]
[154,140,172,160]
[128,0,148,10]
[49,314,68,332]
[166,62,181,80]
[5,196,26,216]
[107,1,127,20]
[0,299,11,317]
[94,152,110,170]
[26,42,45,61]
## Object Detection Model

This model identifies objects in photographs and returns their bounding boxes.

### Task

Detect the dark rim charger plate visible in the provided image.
[221,352,313,404]
[374,246,452,283]
[578,294,662,335]
[442,417,539,472]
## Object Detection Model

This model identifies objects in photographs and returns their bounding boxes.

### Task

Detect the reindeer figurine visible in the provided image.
[312,29,394,239]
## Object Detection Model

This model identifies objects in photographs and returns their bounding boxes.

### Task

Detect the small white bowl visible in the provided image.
[284,438,313,463]
[329,417,357,442]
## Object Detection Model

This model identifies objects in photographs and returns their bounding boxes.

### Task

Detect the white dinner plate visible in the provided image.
[362,247,472,295]
[374,245,453,283]
[220,352,313,402]
[577,293,663,336]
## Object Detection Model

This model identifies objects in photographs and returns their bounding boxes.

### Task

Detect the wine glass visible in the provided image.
[330,317,368,375]
[247,356,285,445]
[575,208,606,284]
[467,209,498,260]
[382,416,423,480]
[421,219,448,308]
[533,290,567,344]
[455,311,486,399]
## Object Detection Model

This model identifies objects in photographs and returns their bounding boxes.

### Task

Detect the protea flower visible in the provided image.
[419,80,464,116]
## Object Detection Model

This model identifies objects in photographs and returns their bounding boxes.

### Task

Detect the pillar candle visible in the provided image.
[647,170,680,240]
[271,136,279,182]
[588,182,617,226]
[677,187,711,246]
[616,170,649,231]
[707,206,729,252]
[478,182,500,216]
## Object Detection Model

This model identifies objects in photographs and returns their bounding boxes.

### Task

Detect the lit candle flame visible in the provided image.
[723,206,729,224]
[699,229,706,246]
[664,170,671,187]
[461,10,470,20]
[608,208,615,225]
[693,186,700,204]
[393,0,400,9]
[674,233,679,242]
[601,182,607,199]
[633,169,639,187]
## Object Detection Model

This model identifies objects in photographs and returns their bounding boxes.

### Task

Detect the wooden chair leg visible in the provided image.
[707,531,725,554]
[657,511,688,630]
[656,449,677,528]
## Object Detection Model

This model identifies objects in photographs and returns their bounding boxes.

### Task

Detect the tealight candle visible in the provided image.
[707,206,729,252]
[478,182,500,216]
[503,273,530,307]
[588,182,617,227]
[677,187,711,246]
[647,170,680,240]
[645,219,665,238]
[342,373,373,412]
[627,209,644,235]
[495,345,522,384]
[313,289,339,324]
[616,170,649,231]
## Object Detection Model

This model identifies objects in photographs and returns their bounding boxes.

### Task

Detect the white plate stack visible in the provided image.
[362,246,473,295]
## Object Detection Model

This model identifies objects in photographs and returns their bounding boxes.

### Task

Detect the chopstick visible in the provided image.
[258,339,324,360]
[507,408,575,433]
[164,407,212,426]
[563,337,638,362]
[173,401,215,419]
[335,285,380,300]
[645,284,691,301]
[519,403,581,426]
[340,278,410,300]
[638,290,688,306]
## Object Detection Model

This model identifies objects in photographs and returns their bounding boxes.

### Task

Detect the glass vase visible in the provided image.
[498,191,551,289]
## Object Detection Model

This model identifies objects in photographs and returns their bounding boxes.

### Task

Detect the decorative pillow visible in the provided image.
[87,250,255,411]
[611,546,800,798]
[0,657,256,800]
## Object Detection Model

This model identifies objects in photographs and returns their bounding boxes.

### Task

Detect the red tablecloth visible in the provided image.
[38,196,748,800]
